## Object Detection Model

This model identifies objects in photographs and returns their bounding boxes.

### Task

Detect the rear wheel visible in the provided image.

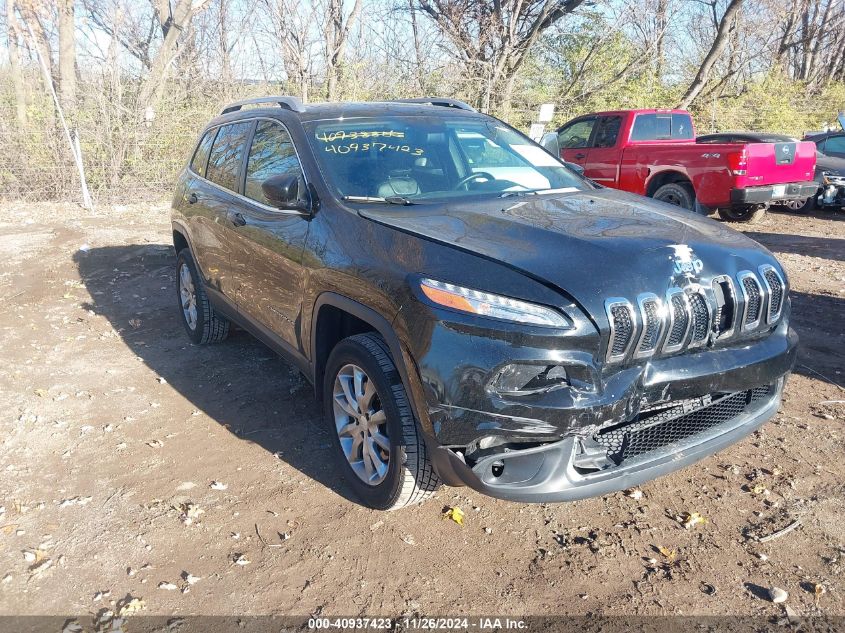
[323,333,439,510]
[176,248,230,344]
[717,205,767,224]
[652,182,695,210]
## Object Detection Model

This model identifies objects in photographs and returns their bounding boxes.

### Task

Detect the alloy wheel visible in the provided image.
[179,262,198,331]
[332,363,390,485]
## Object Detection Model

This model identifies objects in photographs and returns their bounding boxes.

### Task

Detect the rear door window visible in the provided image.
[206,122,253,192]
[593,116,622,148]
[244,120,305,206]
[190,129,217,176]
[631,113,694,140]
[557,118,596,148]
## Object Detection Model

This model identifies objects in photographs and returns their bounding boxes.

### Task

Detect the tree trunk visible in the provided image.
[677,0,744,109]
[58,0,76,111]
[139,0,210,112]
[323,0,362,100]
[6,0,27,126]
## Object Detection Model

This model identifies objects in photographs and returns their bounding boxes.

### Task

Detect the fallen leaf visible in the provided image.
[680,511,706,530]
[442,506,465,526]
[657,546,677,562]
[117,596,145,617]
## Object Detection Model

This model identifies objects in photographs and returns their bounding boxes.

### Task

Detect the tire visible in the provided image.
[717,205,767,224]
[176,248,230,344]
[323,333,439,510]
[781,196,815,213]
[652,182,696,210]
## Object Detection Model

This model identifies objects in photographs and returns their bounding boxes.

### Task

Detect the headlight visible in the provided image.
[419,278,572,328]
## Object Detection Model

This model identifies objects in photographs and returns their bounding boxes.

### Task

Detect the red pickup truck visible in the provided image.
[544,109,817,222]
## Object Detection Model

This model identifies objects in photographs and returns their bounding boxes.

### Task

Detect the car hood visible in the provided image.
[361,189,780,318]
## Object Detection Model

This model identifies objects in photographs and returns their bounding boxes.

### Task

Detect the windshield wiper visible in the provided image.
[342,195,416,205]
[500,187,579,198]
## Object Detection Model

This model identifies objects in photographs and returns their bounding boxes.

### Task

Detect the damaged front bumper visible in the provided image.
[409,303,797,503]
[427,382,781,502]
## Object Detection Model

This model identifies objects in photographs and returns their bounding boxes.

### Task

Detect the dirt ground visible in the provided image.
[0,200,843,619]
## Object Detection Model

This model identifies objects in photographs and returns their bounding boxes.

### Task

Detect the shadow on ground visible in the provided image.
[74,244,361,504]
[745,230,845,263]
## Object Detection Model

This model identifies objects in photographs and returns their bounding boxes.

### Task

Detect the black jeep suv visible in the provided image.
[171,96,797,510]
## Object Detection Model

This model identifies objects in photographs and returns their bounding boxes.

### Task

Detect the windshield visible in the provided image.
[304,115,589,202]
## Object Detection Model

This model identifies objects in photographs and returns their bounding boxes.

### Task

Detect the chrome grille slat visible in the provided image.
[605,298,636,363]
[663,289,691,353]
[738,271,764,331]
[687,291,711,347]
[759,264,785,323]
[634,293,663,359]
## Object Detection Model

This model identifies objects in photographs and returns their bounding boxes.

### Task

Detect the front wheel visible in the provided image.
[323,333,439,510]
[717,205,767,223]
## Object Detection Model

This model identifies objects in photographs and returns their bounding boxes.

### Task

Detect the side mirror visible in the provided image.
[540,132,560,157]
[261,174,310,213]
[564,161,585,176]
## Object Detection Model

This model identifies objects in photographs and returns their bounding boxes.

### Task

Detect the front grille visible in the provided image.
[637,298,661,354]
[688,292,710,344]
[742,276,762,325]
[763,268,783,322]
[593,385,774,463]
[603,269,781,363]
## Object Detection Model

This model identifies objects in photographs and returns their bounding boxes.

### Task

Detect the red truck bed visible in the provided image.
[551,109,817,221]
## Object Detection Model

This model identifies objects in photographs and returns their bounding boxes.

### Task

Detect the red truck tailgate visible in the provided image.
[733,140,816,187]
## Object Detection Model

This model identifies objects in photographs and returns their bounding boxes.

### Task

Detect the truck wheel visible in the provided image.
[782,197,815,213]
[652,183,695,210]
[717,205,767,224]
[176,248,230,344]
[323,333,440,510]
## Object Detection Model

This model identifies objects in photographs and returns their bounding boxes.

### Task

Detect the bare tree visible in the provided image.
[319,0,363,100]
[416,0,586,116]
[677,0,744,109]
[138,0,212,111]
[57,0,76,109]
[6,0,28,125]
[260,0,319,101]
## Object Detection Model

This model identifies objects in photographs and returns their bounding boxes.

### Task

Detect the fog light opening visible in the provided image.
[491,461,505,478]
[491,363,570,396]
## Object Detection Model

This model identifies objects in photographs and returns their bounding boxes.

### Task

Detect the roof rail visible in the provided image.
[219,96,306,115]
[391,97,477,112]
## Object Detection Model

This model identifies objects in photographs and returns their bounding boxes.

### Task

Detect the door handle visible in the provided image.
[187,192,198,204]
[575,153,587,160]
[227,210,246,227]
